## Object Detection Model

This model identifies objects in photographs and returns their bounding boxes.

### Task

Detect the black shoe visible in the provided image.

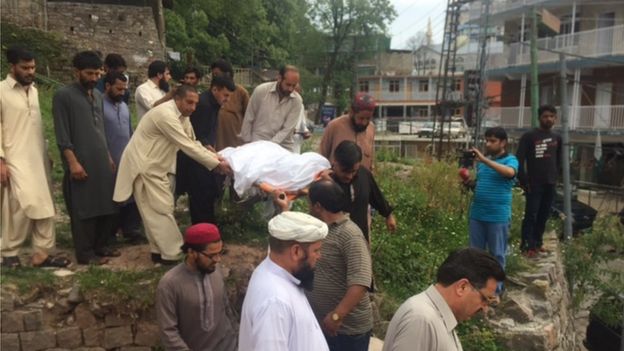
[151,253,162,263]
[1,256,22,269]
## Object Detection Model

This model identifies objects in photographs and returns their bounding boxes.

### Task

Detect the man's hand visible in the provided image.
[205,145,217,153]
[272,190,290,212]
[215,159,233,176]
[0,158,10,187]
[385,214,397,232]
[322,313,342,337]
[471,147,487,163]
[318,169,333,181]
[69,161,88,181]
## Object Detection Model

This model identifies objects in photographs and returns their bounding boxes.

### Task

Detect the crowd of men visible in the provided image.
[1,45,562,350]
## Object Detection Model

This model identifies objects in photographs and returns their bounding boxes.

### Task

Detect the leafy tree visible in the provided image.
[308,0,396,120]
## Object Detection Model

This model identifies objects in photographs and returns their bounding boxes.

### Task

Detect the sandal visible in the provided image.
[1,256,22,269]
[34,255,71,268]
[95,248,121,257]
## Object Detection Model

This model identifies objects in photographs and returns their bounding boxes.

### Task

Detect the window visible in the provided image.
[419,80,429,92]
[454,108,462,116]
[453,79,462,91]
[389,80,400,93]
[359,80,369,93]
[418,108,428,117]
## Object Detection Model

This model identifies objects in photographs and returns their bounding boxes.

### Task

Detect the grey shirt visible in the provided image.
[52,83,117,219]
[239,81,303,151]
[102,94,132,167]
[156,263,237,351]
[382,285,463,351]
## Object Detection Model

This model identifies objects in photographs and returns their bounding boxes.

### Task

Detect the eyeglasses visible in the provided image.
[468,281,498,307]
[197,249,226,260]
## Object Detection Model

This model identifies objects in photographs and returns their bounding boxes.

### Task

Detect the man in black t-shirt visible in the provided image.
[326,141,396,243]
[516,105,562,257]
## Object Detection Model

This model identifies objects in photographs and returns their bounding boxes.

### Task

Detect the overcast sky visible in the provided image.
[389,0,447,49]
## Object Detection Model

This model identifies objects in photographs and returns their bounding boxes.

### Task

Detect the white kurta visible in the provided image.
[0,75,54,219]
[239,257,329,351]
[113,99,219,213]
[135,79,165,120]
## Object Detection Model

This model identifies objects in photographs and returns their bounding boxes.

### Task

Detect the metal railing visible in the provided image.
[489,25,624,70]
[484,105,624,131]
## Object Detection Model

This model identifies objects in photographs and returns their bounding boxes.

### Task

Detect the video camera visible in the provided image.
[459,150,476,169]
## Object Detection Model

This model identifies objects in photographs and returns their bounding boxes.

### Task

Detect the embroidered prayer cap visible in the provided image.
[184,223,222,244]
[268,211,328,243]
[352,92,376,112]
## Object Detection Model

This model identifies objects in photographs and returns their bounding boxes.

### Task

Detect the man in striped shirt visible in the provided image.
[463,127,517,296]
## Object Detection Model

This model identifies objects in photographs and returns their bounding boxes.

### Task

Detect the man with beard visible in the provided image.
[135,60,172,120]
[382,248,505,351]
[239,211,329,351]
[239,65,302,151]
[156,223,237,351]
[113,85,232,265]
[212,59,250,151]
[176,75,236,224]
[95,53,130,103]
[300,180,373,351]
[325,141,396,243]
[320,93,376,171]
[516,105,561,257]
[53,51,118,265]
[1,46,70,268]
[102,72,143,244]
[462,127,517,296]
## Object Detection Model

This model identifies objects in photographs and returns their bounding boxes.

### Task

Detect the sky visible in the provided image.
[389,0,447,49]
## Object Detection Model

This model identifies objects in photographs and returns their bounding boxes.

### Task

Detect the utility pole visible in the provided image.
[530,7,539,128]
[559,52,573,240]
[474,0,491,148]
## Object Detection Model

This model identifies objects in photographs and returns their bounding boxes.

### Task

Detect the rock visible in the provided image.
[1,292,15,311]
[52,269,75,278]
[527,279,550,299]
[0,333,20,350]
[73,348,106,351]
[499,295,534,323]
[134,322,159,346]
[74,303,97,329]
[82,327,104,346]
[544,323,559,349]
[105,313,133,327]
[103,326,133,349]
[1,311,24,332]
[120,347,152,351]
[56,326,83,348]
[67,284,83,304]
[19,330,56,351]
[499,318,515,328]
[22,309,43,331]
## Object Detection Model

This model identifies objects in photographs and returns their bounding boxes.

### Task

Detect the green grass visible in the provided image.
[0,267,58,294]
[76,266,168,312]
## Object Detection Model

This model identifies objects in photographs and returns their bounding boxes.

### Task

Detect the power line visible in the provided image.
[393,2,446,38]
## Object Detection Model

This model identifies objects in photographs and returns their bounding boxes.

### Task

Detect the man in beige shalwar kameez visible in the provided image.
[113,85,231,264]
[0,47,69,268]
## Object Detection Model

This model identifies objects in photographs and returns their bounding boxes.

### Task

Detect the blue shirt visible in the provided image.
[102,95,132,167]
[470,154,518,223]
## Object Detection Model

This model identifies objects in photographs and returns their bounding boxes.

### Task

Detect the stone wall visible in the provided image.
[0,288,159,351]
[0,0,164,81]
[487,232,579,351]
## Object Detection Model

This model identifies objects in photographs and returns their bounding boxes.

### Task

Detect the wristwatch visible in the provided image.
[331,312,341,322]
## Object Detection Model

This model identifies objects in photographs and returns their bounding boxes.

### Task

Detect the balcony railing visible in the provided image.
[469,0,561,21]
[484,105,624,131]
[488,25,624,70]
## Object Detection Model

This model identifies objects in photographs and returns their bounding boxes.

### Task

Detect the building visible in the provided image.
[467,0,624,185]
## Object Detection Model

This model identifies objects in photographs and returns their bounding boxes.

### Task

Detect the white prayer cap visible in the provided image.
[268,211,328,243]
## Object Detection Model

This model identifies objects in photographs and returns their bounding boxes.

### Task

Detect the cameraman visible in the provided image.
[463,127,518,297]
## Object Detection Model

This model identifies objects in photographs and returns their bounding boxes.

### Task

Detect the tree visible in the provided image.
[308,0,396,121]
[406,31,428,52]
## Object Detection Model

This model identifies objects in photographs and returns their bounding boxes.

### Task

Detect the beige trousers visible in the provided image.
[1,187,55,257]
[133,177,183,261]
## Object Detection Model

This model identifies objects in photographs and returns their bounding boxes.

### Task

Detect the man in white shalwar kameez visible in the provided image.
[239,211,330,351]
[0,47,68,268]
[113,85,231,264]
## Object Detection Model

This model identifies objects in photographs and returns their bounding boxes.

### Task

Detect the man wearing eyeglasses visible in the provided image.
[382,248,505,351]
[156,223,237,351]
